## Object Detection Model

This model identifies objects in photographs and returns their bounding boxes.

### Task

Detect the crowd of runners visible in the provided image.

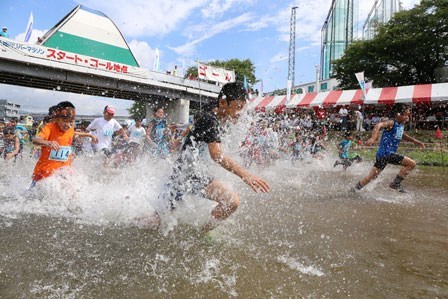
[0,82,425,230]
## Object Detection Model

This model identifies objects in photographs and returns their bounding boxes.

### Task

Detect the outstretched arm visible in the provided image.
[74,131,98,144]
[403,133,425,149]
[5,137,20,160]
[208,142,270,193]
[33,136,60,151]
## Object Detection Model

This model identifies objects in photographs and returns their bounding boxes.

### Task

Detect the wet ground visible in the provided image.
[0,155,447,298]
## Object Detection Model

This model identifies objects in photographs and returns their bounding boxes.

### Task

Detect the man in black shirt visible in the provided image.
[166,81,270,230]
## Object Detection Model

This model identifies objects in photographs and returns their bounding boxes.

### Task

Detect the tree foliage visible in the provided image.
[185,58,257,87]
[128,100,146,120]
[333,0,448,89]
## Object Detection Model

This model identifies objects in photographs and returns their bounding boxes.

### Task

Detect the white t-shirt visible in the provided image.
[339,107,348,117]
[87,117,122,151]
[355,110,363,120]
[128,125,147,145]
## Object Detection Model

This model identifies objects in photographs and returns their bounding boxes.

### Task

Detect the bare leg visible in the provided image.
[359,166,382,188]
[398,156,416,178]
[205,180,240,220]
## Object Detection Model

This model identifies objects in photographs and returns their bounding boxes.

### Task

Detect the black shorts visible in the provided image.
[374,153,404,170]
[101,148,114,157]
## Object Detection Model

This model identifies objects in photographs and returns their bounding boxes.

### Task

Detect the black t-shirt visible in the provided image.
[182,111,221,150]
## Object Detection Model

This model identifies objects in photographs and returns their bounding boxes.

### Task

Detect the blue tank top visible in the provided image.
[376,121,404,158]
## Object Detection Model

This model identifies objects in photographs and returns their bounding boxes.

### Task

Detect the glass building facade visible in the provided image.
[320,0,358,80]
[363,0,401,40]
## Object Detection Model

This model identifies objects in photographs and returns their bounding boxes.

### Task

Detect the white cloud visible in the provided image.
[14,29,46,44]
[170,12,253,56]
[201,0,255,18]
[270,53,288,63]
[128,40,154,70]
[81,0,208,37]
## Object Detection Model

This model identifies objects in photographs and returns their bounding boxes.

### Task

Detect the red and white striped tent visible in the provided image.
[248,82,448,113]
[248,89,364,112]
[364,82,448,104]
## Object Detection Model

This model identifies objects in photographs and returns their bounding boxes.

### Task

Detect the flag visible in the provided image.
[355,71,366,97]
[24,12,33,43]
[153,48,160,72]
[197,62,235,84]
[259,79,264,97]
[436,127,444,139]
[243,75,248,90]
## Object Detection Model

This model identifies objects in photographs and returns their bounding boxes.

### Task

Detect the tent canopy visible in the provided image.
[248,82,448,112]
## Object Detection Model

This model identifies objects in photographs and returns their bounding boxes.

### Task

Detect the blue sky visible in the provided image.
[0,0,420,115]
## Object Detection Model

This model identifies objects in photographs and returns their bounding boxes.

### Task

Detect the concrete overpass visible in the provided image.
[0,37,221,123]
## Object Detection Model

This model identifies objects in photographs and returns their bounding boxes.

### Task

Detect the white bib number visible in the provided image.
[49,146,72,162]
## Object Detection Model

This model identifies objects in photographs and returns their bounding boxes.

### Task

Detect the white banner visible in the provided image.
[24,12,33,43]
[153,48,160,72]
[198,62,235,84]
[355,71,366,97]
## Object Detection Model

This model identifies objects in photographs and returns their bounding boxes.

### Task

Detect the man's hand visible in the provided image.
[365,138,376,146]
[416,140,425,149]
[242,174,270,193]
[90,135,98,144]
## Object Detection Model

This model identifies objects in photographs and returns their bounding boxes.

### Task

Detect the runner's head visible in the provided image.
[103,105,115,120]
[3,127,15,139]
[215,81,247,119]
[390,104,411,123]
[154,107,164,119]
[53,101,76,131]
[8,117,18,127]
[134,118,143,126]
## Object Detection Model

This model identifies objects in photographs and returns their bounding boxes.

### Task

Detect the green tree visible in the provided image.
[333,0,448,88]
[128,101,146,120]
[185,58,257,88]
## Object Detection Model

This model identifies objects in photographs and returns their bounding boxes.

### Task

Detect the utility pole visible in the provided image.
[288,6,298,92]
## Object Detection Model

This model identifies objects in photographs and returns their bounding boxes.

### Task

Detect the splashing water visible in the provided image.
[0,115,447,298]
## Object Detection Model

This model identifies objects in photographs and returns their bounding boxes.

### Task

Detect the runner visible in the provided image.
[334,131,362,170]
[352,104,425,193]
[123,118,148,162]
[31,101,97,185]
[163,81,270,231]
[86,105,128,164]
[146,107,168,157]
[1,126,20,160]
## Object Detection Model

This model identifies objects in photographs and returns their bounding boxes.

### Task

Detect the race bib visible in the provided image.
[49,146,72,162]
[103,129,113,136]
[394,126,404,140]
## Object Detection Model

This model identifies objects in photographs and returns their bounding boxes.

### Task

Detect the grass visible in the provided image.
[327,129,448,167]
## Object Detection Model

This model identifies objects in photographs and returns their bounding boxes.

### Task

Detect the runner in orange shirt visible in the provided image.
[31,101,97,186]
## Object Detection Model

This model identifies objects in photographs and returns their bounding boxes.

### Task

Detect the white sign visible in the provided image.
[198,62,235,84]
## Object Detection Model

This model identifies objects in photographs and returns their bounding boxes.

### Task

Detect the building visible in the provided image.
[363,0,402,40]
[0,99,20,121]
[320,0,358,80]
[265,78,339,97]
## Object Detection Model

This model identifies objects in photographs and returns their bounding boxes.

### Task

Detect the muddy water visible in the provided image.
[0,155,447,298]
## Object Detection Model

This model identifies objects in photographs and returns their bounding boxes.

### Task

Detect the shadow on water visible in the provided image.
[0,153,447,298]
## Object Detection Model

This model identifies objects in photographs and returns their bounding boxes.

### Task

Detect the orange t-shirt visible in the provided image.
[32,123,74,182]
